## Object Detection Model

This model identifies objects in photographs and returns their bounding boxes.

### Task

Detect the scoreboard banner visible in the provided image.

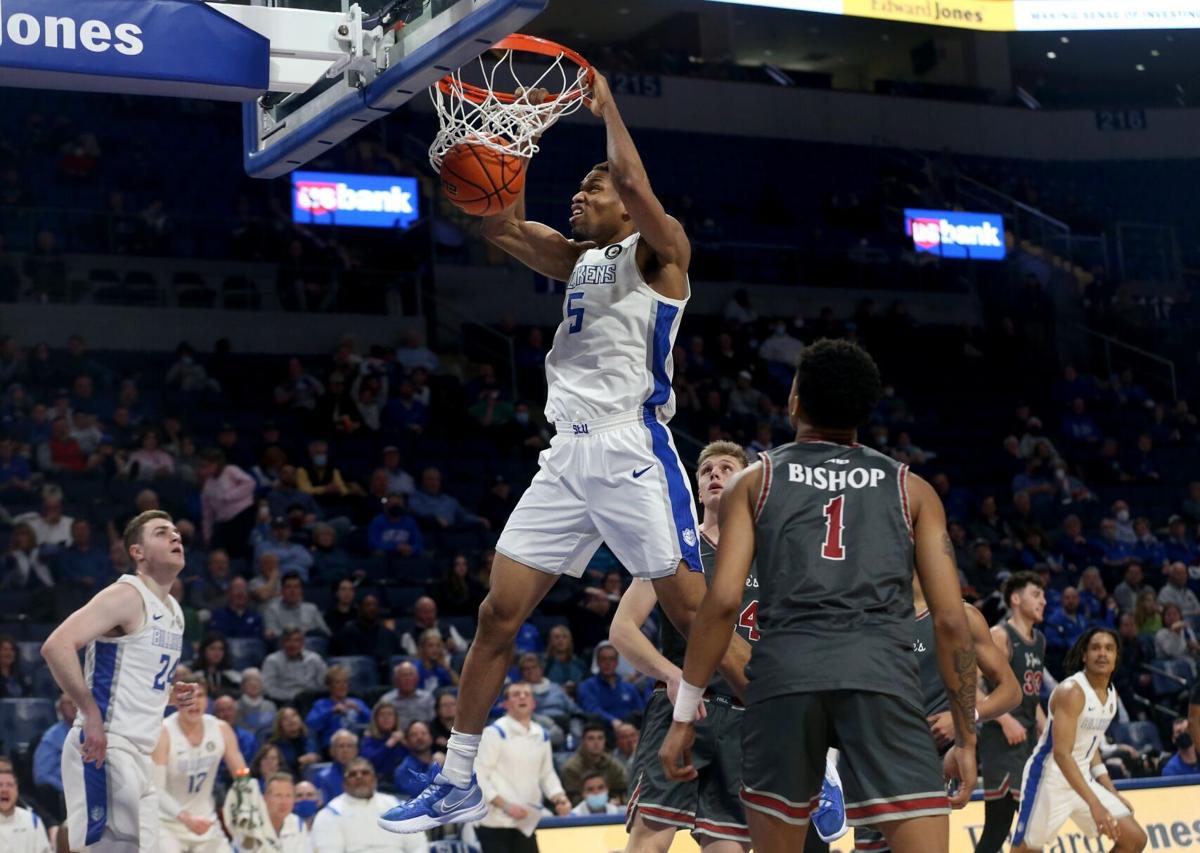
[705,0,1200,31]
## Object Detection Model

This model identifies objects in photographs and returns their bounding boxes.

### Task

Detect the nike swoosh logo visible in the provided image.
[633,465,653,479]
[436,789,473,812]
[153,614,163,621]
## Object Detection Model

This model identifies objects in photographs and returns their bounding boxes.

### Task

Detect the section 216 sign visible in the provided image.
[904,208,1006,260]
[292,171,420,230]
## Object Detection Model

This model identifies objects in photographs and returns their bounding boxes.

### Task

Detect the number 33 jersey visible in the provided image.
[747,442,919,708]
[78,574,185,754]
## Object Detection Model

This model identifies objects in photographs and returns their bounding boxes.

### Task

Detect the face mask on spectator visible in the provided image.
[1116,509,1130,523]
[515,412,530,425]
[293,800,318,819]
[312,454,327,466]
[585,791,609,810]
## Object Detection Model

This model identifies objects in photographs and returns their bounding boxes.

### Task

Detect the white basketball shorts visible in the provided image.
[160,819,233,853]
[496,408,702,580]
[62,729,158,853]
[1012,757,1131,848]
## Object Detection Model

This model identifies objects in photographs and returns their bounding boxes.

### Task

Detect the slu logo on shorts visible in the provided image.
[90,805,104,822]
[682,528,697,547]
[571,423,589,435]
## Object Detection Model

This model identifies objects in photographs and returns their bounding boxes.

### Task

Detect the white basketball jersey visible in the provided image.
[77,574,185,754]
[164,714,224,820]
[543,232,688,423]
[1033,671,1117,772]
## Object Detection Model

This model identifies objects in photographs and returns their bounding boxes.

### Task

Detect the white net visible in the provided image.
[428,39,591,171]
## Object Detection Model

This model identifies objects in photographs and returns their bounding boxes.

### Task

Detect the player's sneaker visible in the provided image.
[376,764,488,833]
[811,757,848,842]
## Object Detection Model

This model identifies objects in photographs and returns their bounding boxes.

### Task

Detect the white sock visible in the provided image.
[443,729,481,787]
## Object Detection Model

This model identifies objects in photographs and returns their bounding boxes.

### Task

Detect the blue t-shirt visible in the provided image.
[1161,753,1199,777]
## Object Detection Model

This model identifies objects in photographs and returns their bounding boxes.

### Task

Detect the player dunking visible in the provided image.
[1010,628,1147,852]
[152,674,251,853]
[849,574,1022,853]
[613,441,785,852]
[41,510,196,853]
[381,72,733,833]
[660,340,979,853]
[973,571,1048,853]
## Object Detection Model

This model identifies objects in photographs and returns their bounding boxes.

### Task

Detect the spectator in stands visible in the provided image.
[1158,562,1200,617]
[969,495,1013,551]
[1129,433,1161,482]
[544,625,586,689]
[209,577,263,639]
[570,770,622,817]
[723,288,757,324]
[311,525,354,587]
[263,573,331,640]
[518,653,578,730]
[1056,514,1097,572]
[1092,437,1132,485]
[166,342,219,393]
[612,722,638,776]
[313,729,359,804]
[0,435,34,499]
[323,578,358,636]
[1114,563,1149,615]
[430,692,456,752]
[32,693,74,824]
[1,522,53,590]
[0,765,50,852]
[1134,588,1163,636]
[1161,719,1198,777]
[1094,517,1137,573]
[380,447,415,497]
[413,630,459,693]
[399,597,467,658]
[431,553,486,619]
[1132,518,1166,570]
[250,743,286,792]
[963,540,1004,597]
[361,701,408,780]
[577,644,645,728]
[395,329,439,374]
[1046,586,1088,657]
[1112,613,1154,711]
[36,416,90,474]
[408,466,489,531]
[125,428,174,480]
[14,486,72,546]
[1163,516,1198,566]
[379,662,435,729]
[197,633,241,697]
[1078,567,1117,627]
[191,548,234,611]
[250,553,283,607]
[478,475,517,532]
[236,668,277,734]
[269,707,321,774]
[213,693,258,762]
[392,720,445,799]
[305,664,371,748]
[298,440,361,510]
[263,628,328,704]
[266,465,322,522]
[1155,604,1199,660]
[560,721,628,805]
[255,516,315,580]
[476,682,570,847]
[56,519,106,590]
[350,368,388,433]
[0,634,30,697]
[331,594,402,662]
[385,376,430,434]
[199,448,257,558]
[274,358,324,413]
[367,493,424,558]
[313,757,428,853]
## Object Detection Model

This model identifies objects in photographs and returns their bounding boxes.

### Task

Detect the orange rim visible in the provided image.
[435,33,593,105]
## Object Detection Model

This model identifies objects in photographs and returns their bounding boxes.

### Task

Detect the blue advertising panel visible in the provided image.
[0,0,267,100]
[904,208,1007,260]
[292,171,420,230]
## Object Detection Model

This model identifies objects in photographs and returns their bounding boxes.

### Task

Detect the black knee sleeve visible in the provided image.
[974,795,1018,853]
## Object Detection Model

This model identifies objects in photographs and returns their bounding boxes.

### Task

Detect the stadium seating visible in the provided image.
[0,698,57,753]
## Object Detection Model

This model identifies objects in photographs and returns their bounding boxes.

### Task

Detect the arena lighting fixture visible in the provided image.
[1046,51,1056,58]
[1136,63,1146,70]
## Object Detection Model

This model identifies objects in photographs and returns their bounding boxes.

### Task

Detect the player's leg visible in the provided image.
[694,700,751,853]
[157,831,186,853]
[1067,783,1143,853]
[1112,815,1148,852]
[876,815,949,853]
[974,723,1027,853]
[973,794,1017,853]
[624,690,698,853]
[626,817,680,853]
[745,806,810,853]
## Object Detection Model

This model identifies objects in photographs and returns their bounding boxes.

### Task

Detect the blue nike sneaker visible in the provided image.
[811,756,848,843]
[377,764,489,833]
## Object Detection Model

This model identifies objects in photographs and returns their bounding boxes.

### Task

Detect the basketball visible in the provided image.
[440,139,526,216]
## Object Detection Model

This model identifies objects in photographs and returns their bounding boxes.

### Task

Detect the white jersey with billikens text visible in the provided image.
[544,232,689,424]
[77,574,185,754]
[162,714,225,823]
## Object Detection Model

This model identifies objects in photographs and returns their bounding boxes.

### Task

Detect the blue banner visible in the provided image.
[0,0,267,101]
[292,171,421,230]
[904,208,1007,260]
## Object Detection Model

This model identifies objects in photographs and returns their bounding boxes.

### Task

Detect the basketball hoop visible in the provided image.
[428,34,593,171]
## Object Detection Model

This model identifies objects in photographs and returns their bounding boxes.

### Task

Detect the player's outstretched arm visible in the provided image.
[589,73,690,297]
[41,582,145,766]
[219,720,249,776]
[610,581,675,684]
[969,605,1022,722]
[480,178,591,282]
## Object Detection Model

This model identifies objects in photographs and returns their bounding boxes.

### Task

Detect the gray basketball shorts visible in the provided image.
[741,691,950,827]
[978,720,1035,801]
[625,689,750,843]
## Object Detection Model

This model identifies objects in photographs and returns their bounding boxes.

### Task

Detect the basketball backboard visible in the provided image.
[228,0,548,179]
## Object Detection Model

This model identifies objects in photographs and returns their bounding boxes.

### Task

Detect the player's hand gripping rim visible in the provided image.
[659,720,698,782]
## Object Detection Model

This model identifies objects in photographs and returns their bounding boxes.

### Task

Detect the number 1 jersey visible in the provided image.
[78,574,185,754]
[747,441,920,708]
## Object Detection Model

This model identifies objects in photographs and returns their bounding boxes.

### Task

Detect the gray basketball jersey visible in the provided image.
[658,531,758,697]
[746,441,920,708]
[913,609,949,717]
[984,621,1045,731]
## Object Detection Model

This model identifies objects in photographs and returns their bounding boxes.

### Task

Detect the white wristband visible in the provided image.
[673,680,705,723]
[1090,764,1110,779]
